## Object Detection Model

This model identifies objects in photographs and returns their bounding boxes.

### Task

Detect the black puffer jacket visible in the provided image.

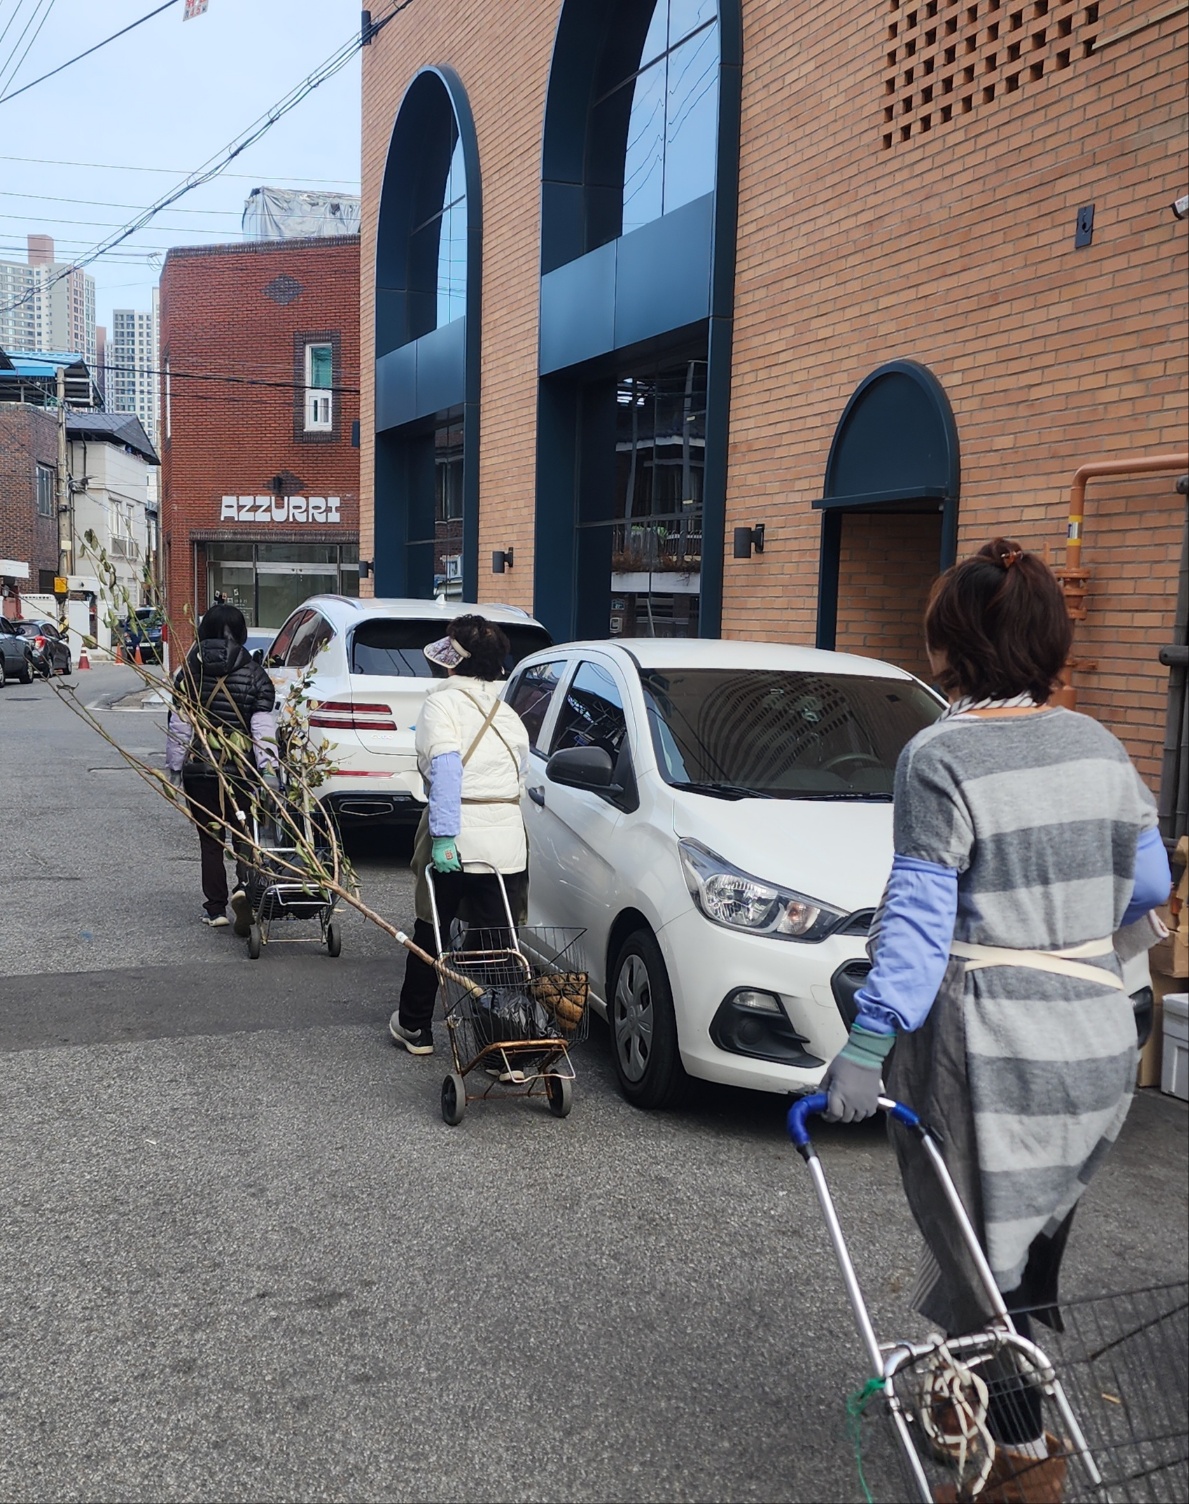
[177,635,275,728]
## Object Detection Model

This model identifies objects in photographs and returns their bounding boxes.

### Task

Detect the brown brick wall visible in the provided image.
[0,405,60,605]
[834,512,941,683]
[159,237,360,647]
[360,0,1189,777]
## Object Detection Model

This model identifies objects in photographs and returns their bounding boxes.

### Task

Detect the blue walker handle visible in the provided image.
[787,1093,921,1148]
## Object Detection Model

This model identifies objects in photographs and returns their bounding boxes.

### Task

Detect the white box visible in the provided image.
[1162,993,1188,1101]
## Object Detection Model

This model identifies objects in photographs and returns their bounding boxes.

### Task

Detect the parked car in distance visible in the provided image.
[504,639,949,1109]
[262,596,552,828]
[0,618,35,685]
[244,629,274,663]
[118,606,164,663]
[11,618,71,677]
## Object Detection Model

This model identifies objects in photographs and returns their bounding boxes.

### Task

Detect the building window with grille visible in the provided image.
[35,463,55,517]
[305,342,333,430]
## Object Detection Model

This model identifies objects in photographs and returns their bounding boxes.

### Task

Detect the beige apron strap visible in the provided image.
[950,938,1124,990]
[460,694,501,766]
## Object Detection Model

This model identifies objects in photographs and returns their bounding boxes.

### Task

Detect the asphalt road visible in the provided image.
[1,664,1186,1503]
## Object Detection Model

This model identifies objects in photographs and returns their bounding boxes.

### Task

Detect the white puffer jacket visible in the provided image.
[416,676,529,874]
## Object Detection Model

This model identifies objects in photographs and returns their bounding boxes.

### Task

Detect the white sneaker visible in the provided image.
[202,912,230,928]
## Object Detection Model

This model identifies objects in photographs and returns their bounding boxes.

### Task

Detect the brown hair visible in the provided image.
[924,537,1072,703]
[448,614,512,680]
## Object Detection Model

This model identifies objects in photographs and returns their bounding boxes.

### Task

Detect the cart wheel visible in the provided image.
[546,1074,573,1119]
[325,921,341,957]
[247,923,262,960]
[441,1073,466,1126]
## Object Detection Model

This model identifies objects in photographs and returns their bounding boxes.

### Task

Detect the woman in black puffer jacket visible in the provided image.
[165,604,276,931]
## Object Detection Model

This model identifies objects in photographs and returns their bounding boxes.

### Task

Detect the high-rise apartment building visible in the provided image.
[107,290,160,445]
[0,236,96,366]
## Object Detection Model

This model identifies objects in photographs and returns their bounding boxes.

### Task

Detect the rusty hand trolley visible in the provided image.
[788,1094,1189,1503]
[415,868,589,1125]
[241,773,343,962]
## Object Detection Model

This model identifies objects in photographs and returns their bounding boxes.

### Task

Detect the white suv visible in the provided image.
[504,639,946,1108]
[263,596,551,828]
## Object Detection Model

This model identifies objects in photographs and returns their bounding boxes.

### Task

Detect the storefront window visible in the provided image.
[205,543,359,628]
[434,412,464,599]
[573,354,706,639]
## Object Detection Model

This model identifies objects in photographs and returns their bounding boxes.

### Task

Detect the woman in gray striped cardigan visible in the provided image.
[822,538,1170,1500]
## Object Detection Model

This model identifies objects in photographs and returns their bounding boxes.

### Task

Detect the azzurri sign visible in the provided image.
[219,496,342,524]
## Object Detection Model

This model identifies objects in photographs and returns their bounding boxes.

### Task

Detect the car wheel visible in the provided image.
[18,661,32,684]
[609,929,690,1110]
[0,658,6,688]
[62,652,71,676]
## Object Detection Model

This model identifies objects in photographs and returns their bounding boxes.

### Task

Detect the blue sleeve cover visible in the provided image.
[1121,826,1171,926]
[854,854,959,1035]
[427,751,463,838]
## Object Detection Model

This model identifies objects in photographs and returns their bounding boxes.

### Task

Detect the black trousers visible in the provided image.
[184,772,252,916]
[398,869,527,1029]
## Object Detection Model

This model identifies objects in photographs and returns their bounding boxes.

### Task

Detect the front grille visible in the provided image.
[837,908,875,937]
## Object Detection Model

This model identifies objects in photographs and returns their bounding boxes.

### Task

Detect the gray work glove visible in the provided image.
[821,1024,896,1124]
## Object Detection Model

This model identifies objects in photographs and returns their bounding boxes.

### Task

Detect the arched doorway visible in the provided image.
[815,360,960,679]
[374,67,481,601]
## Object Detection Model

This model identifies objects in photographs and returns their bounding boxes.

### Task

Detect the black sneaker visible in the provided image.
[229,888,253,938]
[202,911,230,928]
[389,1013,433,1055]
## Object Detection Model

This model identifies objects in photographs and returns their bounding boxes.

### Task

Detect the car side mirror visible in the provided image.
[546,745,622,794]
[251,648,264,664]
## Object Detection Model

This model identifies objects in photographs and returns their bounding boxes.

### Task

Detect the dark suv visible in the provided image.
[0,619,35,685]
[12,618,72,677]
[118,607,164,664]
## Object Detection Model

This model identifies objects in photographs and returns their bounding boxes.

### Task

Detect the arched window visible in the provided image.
[374,68,481,600]
[536,0,740,641]
[592,1,719,241]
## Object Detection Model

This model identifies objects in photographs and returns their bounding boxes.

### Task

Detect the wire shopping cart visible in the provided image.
[787,1094,1189,1503]
[423,869,589,1125]
[242,776,343,961]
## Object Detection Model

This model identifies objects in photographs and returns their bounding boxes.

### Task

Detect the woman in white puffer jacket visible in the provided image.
[389,614,530,1056]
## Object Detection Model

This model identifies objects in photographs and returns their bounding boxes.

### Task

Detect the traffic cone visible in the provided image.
[134,643,144,666]
[78,646,91,670]
[114,641,124,665]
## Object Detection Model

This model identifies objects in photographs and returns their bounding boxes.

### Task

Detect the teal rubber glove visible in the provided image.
[431,835,462,874]
[822,1025,896,1124]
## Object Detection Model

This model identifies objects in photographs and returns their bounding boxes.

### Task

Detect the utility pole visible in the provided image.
[56,364,70,585]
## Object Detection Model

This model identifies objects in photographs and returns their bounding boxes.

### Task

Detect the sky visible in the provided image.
[0,0,363,337]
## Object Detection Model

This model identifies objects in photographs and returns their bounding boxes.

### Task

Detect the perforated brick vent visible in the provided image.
[882,0,1099,149]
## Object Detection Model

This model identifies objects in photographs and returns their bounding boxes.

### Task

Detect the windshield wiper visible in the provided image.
[783,790,893,802]
[670,780,775,801]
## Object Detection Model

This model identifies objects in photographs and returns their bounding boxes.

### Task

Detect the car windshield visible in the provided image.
[349,620,552,678]
[637,667,942,799]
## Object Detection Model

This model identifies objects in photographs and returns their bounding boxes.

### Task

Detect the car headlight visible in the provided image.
[678,838,844,942]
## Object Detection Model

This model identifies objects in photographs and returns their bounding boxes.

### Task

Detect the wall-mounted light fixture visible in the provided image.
[492,547,515,574]
[733,524,765,560]
[359,559,373,579]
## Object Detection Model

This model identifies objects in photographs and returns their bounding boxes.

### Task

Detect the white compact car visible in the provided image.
[262,596,552,828]
[504,639,948,1108]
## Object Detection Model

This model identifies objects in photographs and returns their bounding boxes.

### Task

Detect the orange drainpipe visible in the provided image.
[1053,453,1189,709]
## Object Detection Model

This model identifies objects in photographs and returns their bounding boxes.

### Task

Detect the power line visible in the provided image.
[0,211,257,236]
[102,360,360,395]
[0,153,360,185]
[0,0,55,97]
[0,190,247,216]
[0,0,178,107]
[0,1,398,319]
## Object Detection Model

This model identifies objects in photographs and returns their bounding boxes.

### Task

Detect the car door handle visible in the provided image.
[528,786,545,807]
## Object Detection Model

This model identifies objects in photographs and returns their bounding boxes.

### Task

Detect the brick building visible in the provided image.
[158,237,360,646]
[0,404,59,611]
[359,0,1187,813]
